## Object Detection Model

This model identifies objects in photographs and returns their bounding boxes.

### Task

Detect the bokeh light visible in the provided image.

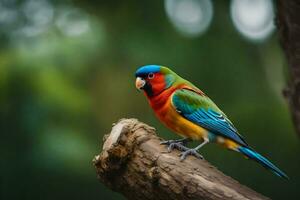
[230,0,275,42]
[164,0,213,37]
[55,7,90,37]
[0,0,95,40]
[21,0,54,36]
[0,0,20,33]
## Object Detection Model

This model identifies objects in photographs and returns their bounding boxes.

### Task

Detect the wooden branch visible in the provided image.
[93,118,269,200]
[276,1,300,137]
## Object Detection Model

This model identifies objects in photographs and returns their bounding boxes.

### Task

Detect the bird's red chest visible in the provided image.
[147,88,182,132]
[147,87,176,116]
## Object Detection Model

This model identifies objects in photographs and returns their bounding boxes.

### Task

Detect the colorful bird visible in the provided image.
[135,64,288,179]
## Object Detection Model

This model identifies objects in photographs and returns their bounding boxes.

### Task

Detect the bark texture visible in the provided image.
[93,118,269,200]
[276,1,300,136]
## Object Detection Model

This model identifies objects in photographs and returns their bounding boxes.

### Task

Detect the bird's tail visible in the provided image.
[238,146,289,179]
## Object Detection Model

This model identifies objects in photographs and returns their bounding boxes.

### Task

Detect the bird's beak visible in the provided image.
[135,77,146,90]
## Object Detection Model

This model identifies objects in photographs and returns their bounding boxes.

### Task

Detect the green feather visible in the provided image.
[172,89,222,113]
[172,89,247,146]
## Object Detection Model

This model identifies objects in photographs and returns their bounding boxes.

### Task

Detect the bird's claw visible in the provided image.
[160,139,190,152]
[180,149,204,161]
[161,140,205,161]
[160,138,190,146]
[167,142,189,152]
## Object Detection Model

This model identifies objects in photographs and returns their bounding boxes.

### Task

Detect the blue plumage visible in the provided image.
[184,108,248,146]
[135,65,161,77]
[238,146,289,179]
[172,90,247,146]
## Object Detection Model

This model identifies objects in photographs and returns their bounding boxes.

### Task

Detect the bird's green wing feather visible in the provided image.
[172,88,248,146]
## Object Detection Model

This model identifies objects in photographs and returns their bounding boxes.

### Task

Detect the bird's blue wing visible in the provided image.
[172,89,248,146]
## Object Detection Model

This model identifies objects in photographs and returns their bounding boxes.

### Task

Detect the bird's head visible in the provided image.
[135,65,176,97]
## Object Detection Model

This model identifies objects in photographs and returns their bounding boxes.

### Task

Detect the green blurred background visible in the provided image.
[1,0,299,199]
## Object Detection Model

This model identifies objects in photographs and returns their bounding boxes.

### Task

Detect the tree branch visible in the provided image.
[276,1,300,137]
[93,118,269,200]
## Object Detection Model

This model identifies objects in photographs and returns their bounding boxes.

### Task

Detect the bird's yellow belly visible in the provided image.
[155,103,208,140]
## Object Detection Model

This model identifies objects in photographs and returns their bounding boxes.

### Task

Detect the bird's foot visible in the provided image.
[160,138,190,152]
[180,149,204,161]
[167,142,189,152]
[160,138,190,146]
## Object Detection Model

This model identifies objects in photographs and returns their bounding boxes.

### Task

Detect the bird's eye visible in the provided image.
[148,73,155,79]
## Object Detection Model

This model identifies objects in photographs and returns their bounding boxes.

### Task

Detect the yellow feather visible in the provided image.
[155,97,208,140]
